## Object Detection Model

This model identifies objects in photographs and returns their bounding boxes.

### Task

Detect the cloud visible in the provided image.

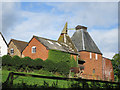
[2,2,21,37]
[89,28,118,59]
[47,2,118,28]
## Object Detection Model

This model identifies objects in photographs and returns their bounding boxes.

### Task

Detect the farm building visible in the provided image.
[71,24,114,81]
[22,35,78,60]
[7,23,114,81]
[8,39,28,57]
[0,32,8,57]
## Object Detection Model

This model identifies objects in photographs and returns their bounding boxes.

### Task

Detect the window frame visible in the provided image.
[93,69,95,74]
[10,48,14,55]
[32,46,36,53]
[95,54,98,60]
[90,52,92,59]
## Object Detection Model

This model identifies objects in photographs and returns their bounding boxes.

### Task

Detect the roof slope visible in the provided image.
[0,32,8,46]
[71,29,102,54]
[9,39,28,52]
[58,22,78,54]
[34,35,78,55]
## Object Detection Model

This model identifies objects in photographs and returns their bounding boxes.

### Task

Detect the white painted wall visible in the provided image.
[0,34,8,57]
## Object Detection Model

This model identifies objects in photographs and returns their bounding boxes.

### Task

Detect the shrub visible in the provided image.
[2,55,12,66]
[34,58,43,69]
[43,59,56,72]
[22,57,33,67]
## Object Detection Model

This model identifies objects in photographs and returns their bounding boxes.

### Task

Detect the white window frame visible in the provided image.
[95,54,98,60]
[32,46,36,53]
[90,52,92,59]
[10,48,14,55]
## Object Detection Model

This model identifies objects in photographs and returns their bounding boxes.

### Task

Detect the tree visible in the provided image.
[111,54,120,82]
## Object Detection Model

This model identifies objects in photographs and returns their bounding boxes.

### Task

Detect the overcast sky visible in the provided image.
[1,1,118,59]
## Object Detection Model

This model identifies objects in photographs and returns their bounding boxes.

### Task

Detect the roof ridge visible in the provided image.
[11,39,27,43]
[33,35,58,42]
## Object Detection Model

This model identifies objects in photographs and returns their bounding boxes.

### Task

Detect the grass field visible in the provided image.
[2,69,119,88]
[2,69,74,88]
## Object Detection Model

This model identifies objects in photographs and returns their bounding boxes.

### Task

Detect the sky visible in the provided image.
[1,1,118,59]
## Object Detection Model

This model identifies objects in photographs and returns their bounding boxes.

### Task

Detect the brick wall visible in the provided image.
[79,51,103,80]
[102,57,114,81]
[22,37,49,60]
[8,42,22,57]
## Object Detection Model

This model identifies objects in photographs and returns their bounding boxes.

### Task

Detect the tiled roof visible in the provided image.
[33,35,78,55]
[71,29,102,54]
[9,39,28,52]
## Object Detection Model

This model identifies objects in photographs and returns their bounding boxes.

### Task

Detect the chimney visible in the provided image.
[75,25,87,31]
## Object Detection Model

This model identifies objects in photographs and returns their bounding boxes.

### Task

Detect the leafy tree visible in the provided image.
[111,54,120,82]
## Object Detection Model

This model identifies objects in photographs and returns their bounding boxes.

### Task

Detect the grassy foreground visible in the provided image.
[2,70,74,88]
[1,69,120,89]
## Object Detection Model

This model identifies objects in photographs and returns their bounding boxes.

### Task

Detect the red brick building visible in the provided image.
[22,23,114,81]
[22,35,78,60]
[71,25,114,81]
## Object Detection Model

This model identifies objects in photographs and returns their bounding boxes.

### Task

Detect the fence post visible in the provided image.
[9,72,14,85]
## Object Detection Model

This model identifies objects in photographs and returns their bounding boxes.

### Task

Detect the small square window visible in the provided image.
[10,48,14,55]
[32,46,36,53]
[93,69,95,74]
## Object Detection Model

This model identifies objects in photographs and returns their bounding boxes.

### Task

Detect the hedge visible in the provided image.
[2,49,78,75]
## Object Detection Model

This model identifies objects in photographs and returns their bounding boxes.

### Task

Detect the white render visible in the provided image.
[0,33,8,57]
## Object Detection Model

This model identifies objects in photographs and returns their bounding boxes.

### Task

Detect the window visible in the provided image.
[56,42,61,46]
[95,54,98,60]
[47,40,53,44]
[0,46,1,55]
[90,52,92,59]
[32,46,36,53]
[93,69,95,74]
[10,48,14,55]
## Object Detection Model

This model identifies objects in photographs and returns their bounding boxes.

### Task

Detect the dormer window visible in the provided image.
[90,52,92,59]
[10,48,14,55]
[95,54,98,60]
[32,46,36,53]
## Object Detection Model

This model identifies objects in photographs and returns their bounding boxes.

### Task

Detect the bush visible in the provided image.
[2,55,12,66]
[43,59,56,72]
[34,58,43,69]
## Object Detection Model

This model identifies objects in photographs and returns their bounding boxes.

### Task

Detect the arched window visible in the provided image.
[32,46,36,53]
[10,48,14,55]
